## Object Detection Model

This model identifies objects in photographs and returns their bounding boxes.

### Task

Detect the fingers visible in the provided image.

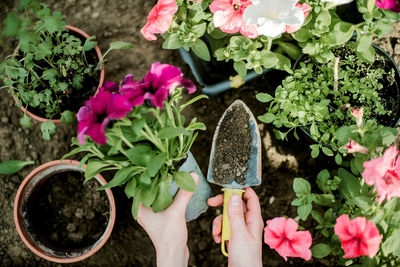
[212,215,223,243]
[207,194,224,207]
[170,172,199,213]
[243,187,264,237]
[227,194,247,235]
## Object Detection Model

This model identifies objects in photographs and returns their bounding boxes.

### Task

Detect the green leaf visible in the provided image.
[3,12,21,37]
[357,46,375,63]
[234,61,247,77]
[131,118,146,135]
[352,196,373,212]
[41,69,58,81]
[335,153,342,165]
[20,115,32,128]
[191,39,210,61]
[314,194,334,206]
[311,244,332,258]
[173,171,196,192]
[125,178,137,198]
[41,120,56,141]
[382,230,400,255]
[0,160,34,175]
[293,178,311,195]
[162,34,183,49]
[256,93,273,103]
[72,74,84,89]
[85,160,112,181]
[261,51,279,68]
[258,113,275,123]
[83,36,98,51]
[142,177,159,208]
[152,179,173,213]
[98,167,137,190]
[109,41,134,51]
[322,146,334,156]
[34,42,52,60]
[43,14,64,33]
[139,170,151,188]
[147,153,167,177]
[338,168,361,200]
[61,110,76,124]
[131,188,142,219]
[356,34,373,52]
[316,169,330,192]
[126,144,155,166]
[298,203,312,221]
[186,122,206,131]
[158,127,189,139]
[276,42,301,60]
[332,22,354,45]
[191,23,206,37]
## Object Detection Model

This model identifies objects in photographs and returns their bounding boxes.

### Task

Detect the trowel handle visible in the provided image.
[221,188,245,257]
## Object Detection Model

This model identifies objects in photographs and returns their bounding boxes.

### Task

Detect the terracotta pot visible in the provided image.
[14,25,105,123]
[14,160,116,263]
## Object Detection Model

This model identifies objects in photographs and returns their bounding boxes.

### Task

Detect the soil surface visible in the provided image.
[25,171,109,253]
[212,103,252,186]
[0,1,399,266]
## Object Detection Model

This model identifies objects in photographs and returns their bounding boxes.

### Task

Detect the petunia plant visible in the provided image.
[141,0,313,77]
[280,123,400,265]
[64,62,208,218]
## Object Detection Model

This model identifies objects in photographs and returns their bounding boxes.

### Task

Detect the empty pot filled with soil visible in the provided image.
[14,160,116,263]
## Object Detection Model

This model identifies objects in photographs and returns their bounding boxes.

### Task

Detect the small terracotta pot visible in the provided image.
[14,160,116,263]
[14,25,105,123]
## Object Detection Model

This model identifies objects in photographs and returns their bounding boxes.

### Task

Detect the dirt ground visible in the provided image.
[0,0,399,266]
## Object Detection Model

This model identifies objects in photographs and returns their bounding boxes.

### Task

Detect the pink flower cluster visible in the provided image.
[264,215,382,261]
[362,146,400,203]
[77,62,195,145]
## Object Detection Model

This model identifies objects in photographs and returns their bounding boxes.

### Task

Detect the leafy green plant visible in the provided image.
[0,0,133,140]
[293,0,400,63]
[0,160,34,174]
[257,42,398,160]
[64,66,207,219]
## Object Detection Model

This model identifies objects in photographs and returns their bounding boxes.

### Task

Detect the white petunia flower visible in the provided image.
[242,0,304,37]
[321,0,354,6]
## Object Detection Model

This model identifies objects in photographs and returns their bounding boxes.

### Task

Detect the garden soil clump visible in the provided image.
[25,171,109,253]
[212,104,252,185]
[1,0,399,266]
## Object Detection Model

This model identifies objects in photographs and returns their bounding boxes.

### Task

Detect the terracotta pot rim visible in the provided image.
[13,159,116,263]
[13,25,105,124]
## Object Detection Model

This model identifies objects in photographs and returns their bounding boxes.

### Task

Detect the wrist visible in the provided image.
[156,244,188,267]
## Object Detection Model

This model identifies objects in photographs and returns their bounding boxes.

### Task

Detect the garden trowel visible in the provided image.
[207,100,262,257]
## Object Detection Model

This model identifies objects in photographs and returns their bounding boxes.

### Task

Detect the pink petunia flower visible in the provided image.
[141,0,178,41]
[350,108,363,128]
[376,0,400,12]
[345,139,369,154]
[334,214,382,258]
[264,217,312,261]
[362,146,400,203]
[77,91,132,145]
[285,3,312,33]
[210,0,258,38]
[120,62,196,108]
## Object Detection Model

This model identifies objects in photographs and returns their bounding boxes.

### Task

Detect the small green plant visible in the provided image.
[257,42,397,161]
[0,0,132,140]
[293,0,400,64]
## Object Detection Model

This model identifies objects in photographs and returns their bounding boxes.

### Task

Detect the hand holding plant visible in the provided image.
[65,62,208,219]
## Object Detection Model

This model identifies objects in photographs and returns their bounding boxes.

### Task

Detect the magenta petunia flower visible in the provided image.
[334,214,382,258]
[77,91,132,145]
[376,0,400,12]
[120,62,196,108]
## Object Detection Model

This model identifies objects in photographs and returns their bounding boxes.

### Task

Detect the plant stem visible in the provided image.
[333,57,340,92]
[267,37,273,51]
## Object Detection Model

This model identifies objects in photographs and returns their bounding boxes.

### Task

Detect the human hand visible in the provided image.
[137,172,199,267]
[207,187,264,267]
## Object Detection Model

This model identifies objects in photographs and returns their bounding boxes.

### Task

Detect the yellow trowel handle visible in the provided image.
[221,188,245,257]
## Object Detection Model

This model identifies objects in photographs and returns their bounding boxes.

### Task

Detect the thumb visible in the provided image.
[169,172,199,213]
[228,194,247,235]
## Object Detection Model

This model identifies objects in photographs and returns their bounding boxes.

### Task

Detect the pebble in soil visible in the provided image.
[25,171,109,253]
[212,104,252,186]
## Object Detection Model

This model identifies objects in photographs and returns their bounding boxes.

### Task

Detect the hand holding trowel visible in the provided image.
[207,100,262,257]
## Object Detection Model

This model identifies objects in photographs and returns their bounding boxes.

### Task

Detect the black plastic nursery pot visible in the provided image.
[14,160,116,263]
[179,48,271,96]
[293,42,400,144]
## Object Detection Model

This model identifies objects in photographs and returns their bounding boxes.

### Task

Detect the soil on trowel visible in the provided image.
[25,171,109,253]
[212,103,252,186]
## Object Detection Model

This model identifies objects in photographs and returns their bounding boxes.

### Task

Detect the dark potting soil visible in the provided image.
[23,30,100,120]
[212,103,252,186]
[25,171,109,253]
